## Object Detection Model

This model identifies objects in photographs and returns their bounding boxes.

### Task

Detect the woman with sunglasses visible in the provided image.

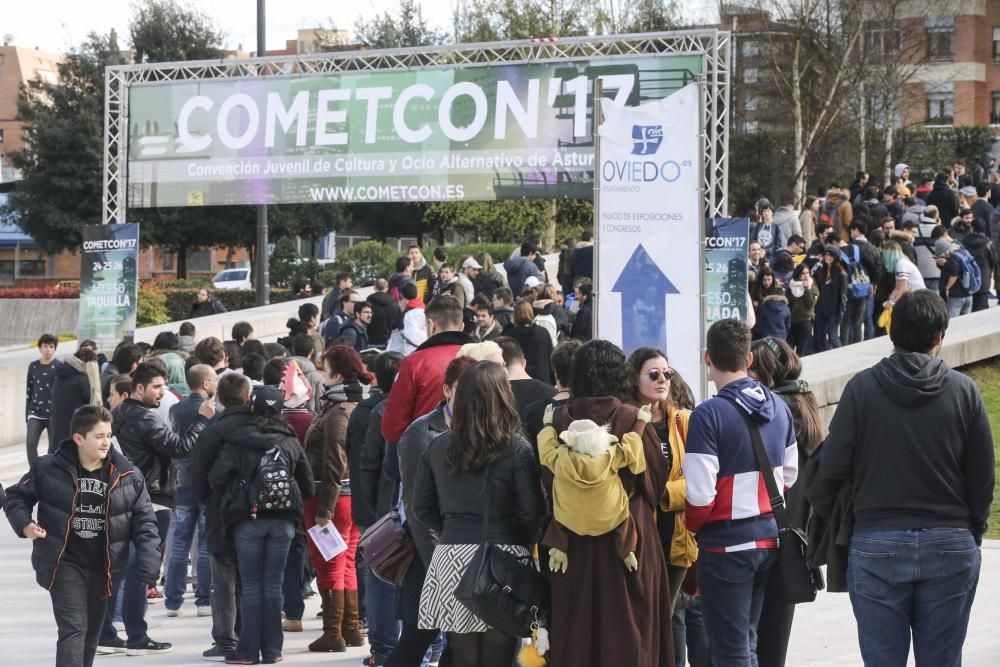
[627,347,698,612]
[749,336,824,667]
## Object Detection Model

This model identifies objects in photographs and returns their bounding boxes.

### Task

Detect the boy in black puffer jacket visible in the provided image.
[5,405,160,667]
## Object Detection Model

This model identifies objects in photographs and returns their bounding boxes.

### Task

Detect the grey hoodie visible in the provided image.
[821,352,994,540]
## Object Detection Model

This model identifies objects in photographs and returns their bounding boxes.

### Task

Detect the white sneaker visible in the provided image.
[113,621,125,633]
[166,608,183,617]
[197,606,213,617]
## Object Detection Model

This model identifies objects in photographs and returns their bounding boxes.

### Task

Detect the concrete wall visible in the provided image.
[0,299,79,346]
[0,293,326,449]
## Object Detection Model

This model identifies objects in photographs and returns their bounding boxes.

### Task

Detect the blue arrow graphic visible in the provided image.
[612,244,680,355]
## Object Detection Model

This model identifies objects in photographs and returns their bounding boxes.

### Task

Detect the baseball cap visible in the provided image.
[959,186,977,197]
[524,276,542,289]
[461,257,483,270]
[252,385,284,415]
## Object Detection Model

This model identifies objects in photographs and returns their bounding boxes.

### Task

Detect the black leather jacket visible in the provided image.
[396,404,450,565]
[112,398,208,508]
[412,431,545,548]
[348,390,387,527]
[5,440,160,593]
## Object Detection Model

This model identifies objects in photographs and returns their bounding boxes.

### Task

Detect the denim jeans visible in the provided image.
[165,496,212,610]
[364,566,401,660]
[862,294,876,340]
[948,296,973,317]
[813,313,842,351]
[673,593,711,667]
[210,552,240,653]
[50,561,108,667]
[233,518,294,662]
[282,531,307,621]
[26,417,50,463]
[697,548,777,667]
[843,297,866,345]
[848,528,981,667]
[123,509,171,647]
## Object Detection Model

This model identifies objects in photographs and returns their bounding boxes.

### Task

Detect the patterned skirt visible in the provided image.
[418,543,530,633]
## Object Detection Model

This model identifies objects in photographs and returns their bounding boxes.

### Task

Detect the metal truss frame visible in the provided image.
[103,30,730,224]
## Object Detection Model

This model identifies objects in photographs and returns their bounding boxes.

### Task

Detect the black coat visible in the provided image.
[815,269,848,319]
[571,301,593,341]
[366,292,401,347]
[346,390,386,527]
[505,324,554,383]
[396,404,450,565]
[190,299,227,318]
[209,421,314,535]
[50,359,94,448]
[927,179,959,225]
[191,406,256,557]
[4,440,160,592]
[113,398,208,508]
[412,431,545,547]
[961,232,995,295]
[358,401,399,528]
[337,320,369,352]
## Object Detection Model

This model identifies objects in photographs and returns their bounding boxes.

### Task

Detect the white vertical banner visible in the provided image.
[596,83,703,401]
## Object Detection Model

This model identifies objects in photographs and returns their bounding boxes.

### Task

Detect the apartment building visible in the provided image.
[0,40,63,184]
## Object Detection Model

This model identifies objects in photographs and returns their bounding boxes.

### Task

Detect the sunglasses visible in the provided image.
[647,367,675,382]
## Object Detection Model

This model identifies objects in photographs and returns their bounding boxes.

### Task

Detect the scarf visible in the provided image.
[321,379,371,405]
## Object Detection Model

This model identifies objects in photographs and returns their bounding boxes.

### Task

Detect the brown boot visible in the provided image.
[341,589,366,647]
[307,590,347,652]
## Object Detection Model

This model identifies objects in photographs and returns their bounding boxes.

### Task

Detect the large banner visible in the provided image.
[79,224,140,352]
[127,55,701,207]
[596,83,703,401]
[705,217,750,327]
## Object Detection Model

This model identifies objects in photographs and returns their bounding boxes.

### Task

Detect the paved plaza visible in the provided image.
[1,442,998,665]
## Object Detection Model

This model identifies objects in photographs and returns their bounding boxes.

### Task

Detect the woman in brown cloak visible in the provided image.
[542,340,674,667]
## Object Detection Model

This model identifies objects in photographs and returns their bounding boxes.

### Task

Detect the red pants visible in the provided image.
[304,495,360,591]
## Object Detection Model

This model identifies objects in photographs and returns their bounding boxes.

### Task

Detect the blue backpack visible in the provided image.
[953,248,983,293]
[840,245,872,299]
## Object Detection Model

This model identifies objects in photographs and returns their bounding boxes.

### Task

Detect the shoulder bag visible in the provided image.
[454,465,549,637]
[358,506,415,586]
[727,399,824,604]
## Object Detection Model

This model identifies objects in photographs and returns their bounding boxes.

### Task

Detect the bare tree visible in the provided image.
[752,0,866,205]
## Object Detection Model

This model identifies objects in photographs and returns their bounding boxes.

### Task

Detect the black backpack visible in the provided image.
[250,446,294,517]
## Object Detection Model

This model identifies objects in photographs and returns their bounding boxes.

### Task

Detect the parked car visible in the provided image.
[212,268,252,290]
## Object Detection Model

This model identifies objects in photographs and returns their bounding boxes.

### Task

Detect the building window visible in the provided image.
[35,68,57,85]
[992,92,1000,125]
[743,68,759,84]
[865,20,900,56]
[926,16,953,61]
[994,28,1000,61]
[0,128,4,143]
[926,92,954,125]
[744,95,759,112]
[741,41,759,58]
[742,120,759,134]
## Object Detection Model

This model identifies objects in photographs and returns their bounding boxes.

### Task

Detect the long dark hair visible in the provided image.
[447,361,522,475]
[571,340,635,403]
[750,337,823,452]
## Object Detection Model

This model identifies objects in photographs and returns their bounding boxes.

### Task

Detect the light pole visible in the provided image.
[255,0,270,305]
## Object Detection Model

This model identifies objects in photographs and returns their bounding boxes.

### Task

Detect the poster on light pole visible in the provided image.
[595,83,704,401]
[705,217,750,327]
[78,224,140,352]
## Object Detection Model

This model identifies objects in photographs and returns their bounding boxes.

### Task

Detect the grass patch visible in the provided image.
[961,358,1000,539]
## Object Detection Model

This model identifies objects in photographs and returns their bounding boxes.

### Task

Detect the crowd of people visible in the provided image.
[748,160,999,354]
[0,219,993,667]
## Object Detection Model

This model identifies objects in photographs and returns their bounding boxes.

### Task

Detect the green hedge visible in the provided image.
[443,243,517,265]
[163,288,293,322]
[330,241,397,286]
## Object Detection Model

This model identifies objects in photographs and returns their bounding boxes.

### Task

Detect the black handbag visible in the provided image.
[728,399,825,604]
[453,466,549,637]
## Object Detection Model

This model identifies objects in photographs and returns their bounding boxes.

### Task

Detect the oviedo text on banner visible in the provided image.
[596,83,703,401]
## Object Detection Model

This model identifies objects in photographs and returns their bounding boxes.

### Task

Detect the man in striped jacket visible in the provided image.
[682,319,798,666]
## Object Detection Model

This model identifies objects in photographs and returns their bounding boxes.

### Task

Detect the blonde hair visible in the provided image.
[457,341,503,362]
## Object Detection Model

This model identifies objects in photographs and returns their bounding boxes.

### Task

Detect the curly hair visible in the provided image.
[571,340,636,403]
[447,361,521,476]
